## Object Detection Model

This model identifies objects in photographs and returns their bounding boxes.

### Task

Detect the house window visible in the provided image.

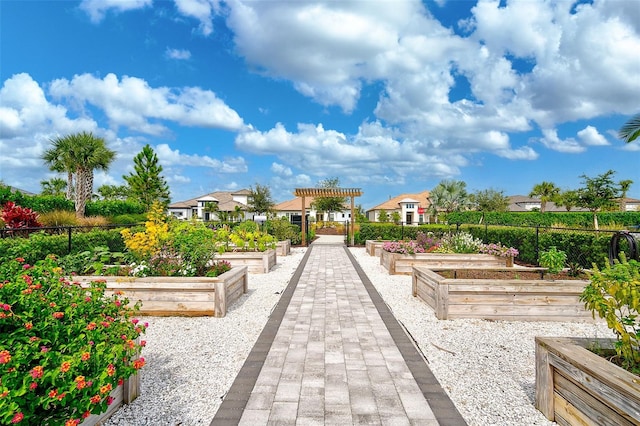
[406,203,415,209]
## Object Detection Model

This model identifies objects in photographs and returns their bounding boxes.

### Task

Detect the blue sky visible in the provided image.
[1,0,639,208]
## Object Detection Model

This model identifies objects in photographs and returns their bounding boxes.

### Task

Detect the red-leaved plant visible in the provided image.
[1,202,42,229]
[0,255,147,425]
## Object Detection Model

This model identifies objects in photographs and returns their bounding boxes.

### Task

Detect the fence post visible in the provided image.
[67,227,72,254]
[535,226,540,266]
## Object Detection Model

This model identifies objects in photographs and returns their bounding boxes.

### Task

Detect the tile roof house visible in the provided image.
[273,197,352,222]
[366,190,431,224]
[168,189,251,221]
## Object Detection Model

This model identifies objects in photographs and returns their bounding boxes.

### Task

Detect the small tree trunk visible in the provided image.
[66,171,74,200]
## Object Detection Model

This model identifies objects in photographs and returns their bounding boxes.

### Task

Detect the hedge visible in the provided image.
[447,211,640,228]
[0,229,126,264]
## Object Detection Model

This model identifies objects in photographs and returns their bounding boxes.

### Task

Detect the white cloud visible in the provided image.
[577,126,609,146]
[165,48,192,60]
[538,129,585,153]
[155,143,247,172]
[271,162,293,177]
[79,0,152,23]
[174,0,221,35]
[49,73,244,133]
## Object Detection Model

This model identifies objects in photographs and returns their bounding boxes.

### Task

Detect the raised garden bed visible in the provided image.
[276,239,291,256]
[82,372,139,426]
[381,251,507,275]
[74,266,248,317]
[216,248,276,273]
[412,266,594,321]
[535,337,640,425]
[365,240,390,257]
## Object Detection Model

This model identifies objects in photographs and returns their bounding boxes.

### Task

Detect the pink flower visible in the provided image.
[1,304,10,311]
[131,318,139,325]
[29,382,38,391]
[53,312,64,319]
[0,350,11,364]
[106,396,114,406]
[30,366,44,379]
[11,412,24,423]
[22,264,31,270]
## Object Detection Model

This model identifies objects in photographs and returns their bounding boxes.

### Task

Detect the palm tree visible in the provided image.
[428,179,469,222]
[618,113,640,143]
[40,177,67,197]
[43,136,77,200]
[42,132,115,218]
[529,181,560,213]
[619,179,634,211]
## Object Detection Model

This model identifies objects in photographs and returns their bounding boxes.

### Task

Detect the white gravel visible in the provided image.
[105,246,614,426]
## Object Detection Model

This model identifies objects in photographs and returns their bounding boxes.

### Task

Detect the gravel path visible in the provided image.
[105,246,614,425]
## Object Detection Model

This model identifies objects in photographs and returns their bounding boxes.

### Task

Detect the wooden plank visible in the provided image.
[547,349,640,423]
[554,371,634,426]
[553,391,597,426]
[535,341,554,419]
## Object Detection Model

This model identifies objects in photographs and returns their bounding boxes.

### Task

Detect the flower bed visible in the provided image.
[380,250,507,275]
[412,266,594,321]
[535,337,640,425]
[73,266,248,317]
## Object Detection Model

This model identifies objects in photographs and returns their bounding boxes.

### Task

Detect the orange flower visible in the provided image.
[100,383,112,394]
[132,357,146,370]
[24,322,33,330]
[0,350,11,364]
[52,312,64,319]
[86,322,97,330]
[75,376,86,389]
[60,361,71,373]
[49,389,59,398]
[81,352,90,362]
[64,419,79,426]
[106,364,116,376]
[30,366,44,379]
[90,394,101,404]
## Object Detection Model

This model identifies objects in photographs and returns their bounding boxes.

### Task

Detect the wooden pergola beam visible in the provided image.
[294,188,362,246]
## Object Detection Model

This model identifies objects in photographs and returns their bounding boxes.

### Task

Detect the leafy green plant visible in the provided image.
[580,255,640,374]
[567,261,584,277]
[539,246,567,274]
[0,255,147,424]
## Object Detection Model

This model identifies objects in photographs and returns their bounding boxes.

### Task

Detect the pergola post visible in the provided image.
[294,187,362,246]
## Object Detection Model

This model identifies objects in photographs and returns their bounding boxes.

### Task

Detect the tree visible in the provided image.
[40,178,67,197]
[618,179,634,211]
[428,179,469,222]
[123,145,170,210]
[204,201,219,221]
[248,183,275,216]
[576,170,621,229]
[354,204,368,223]
[529,181,560,213]
[618,113,640,143]
[43,132,115,218]
[97,184,130,200]
[556,189,580,212]
[391,211,401,225]
[232,205,244,222]
[377,210,389,223]
[311,177,346,223]
[469,188,509,212]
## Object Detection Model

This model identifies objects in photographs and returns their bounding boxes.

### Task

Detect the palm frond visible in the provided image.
[618,113,640,143]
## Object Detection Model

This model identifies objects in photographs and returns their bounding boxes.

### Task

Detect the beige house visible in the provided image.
[274,197,352,222]
[366,190,431,224]
[168,189,251,221]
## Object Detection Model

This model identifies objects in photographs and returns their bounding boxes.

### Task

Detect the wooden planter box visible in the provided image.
[82,373,139,425]
[365,240,390,257]
[276,240,291,256]
[412,266,594,321]
[535,337,640,425]
[75,266,248,317]
[216,249,276,274]
[381,251,507,275]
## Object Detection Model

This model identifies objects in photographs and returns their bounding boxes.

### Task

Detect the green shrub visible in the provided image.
[109,214,147,225]
[581,255,640,374]
[539,246,567,274]
[85,200,145,217]
[265,218,301,245]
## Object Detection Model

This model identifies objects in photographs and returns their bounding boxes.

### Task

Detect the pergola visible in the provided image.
[294,187,363,246]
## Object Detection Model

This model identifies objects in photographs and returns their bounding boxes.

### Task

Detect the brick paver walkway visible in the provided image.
[212,243,466,425]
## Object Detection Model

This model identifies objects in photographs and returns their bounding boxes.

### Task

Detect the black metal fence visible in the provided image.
[0,223,141,254]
